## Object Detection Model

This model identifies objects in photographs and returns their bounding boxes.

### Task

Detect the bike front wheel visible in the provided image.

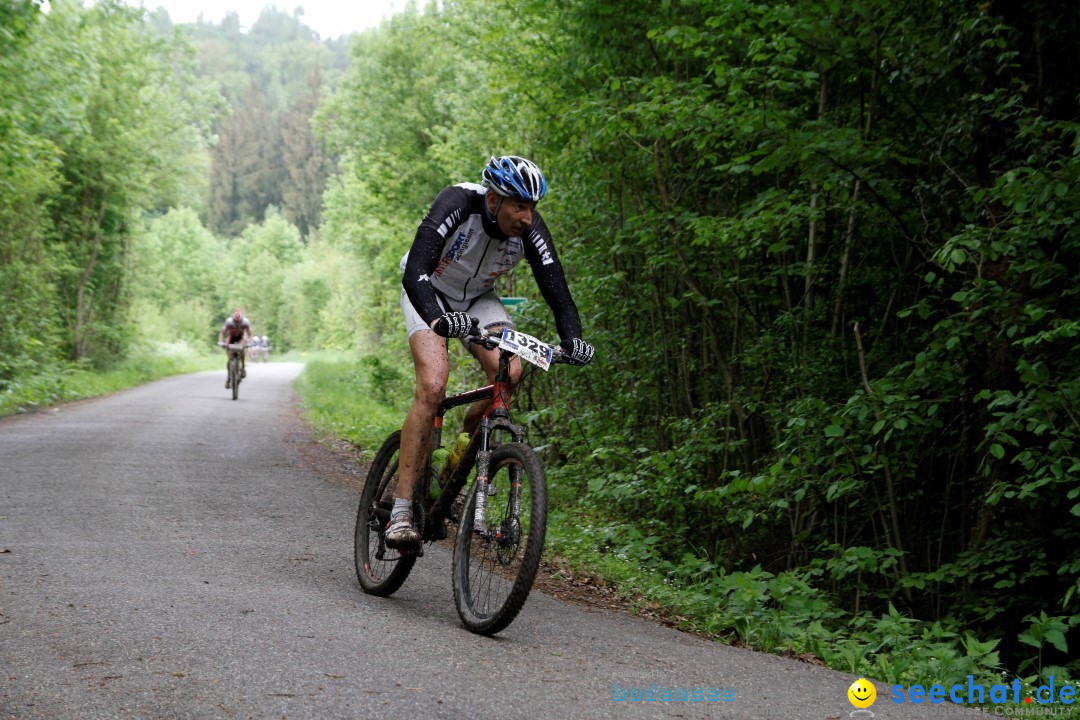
[230,355,239,400]
[355,431,416,596]
[452,442,547,635]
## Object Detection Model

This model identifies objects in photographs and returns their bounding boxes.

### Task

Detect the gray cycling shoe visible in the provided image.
[384,509,420,549]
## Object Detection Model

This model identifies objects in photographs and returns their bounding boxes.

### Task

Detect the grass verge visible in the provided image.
[0,341,220,418]
[292,353,410,456]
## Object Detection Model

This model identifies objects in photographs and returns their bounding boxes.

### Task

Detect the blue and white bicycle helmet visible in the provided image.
[481,155,547,202]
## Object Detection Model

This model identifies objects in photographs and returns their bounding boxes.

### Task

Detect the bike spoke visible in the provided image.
[355,431,416,595]
[453,443,546,634]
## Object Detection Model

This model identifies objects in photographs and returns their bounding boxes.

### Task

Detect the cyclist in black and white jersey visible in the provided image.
[216,309,253,389]
[387,155,595,548]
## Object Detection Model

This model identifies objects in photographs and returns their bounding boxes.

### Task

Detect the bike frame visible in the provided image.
[226,345,246,370]
[419,338,526,540]
[225,343,249,397]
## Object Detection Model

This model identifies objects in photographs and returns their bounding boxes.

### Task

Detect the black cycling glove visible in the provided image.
[432,312,478,339]
[560,338,595,366]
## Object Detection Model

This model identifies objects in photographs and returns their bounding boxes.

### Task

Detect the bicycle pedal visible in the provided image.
[400,544,424,558]
[420,523,448,542]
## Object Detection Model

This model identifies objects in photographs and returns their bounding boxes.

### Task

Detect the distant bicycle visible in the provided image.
[218,342,250,400]
[355,327,570,635]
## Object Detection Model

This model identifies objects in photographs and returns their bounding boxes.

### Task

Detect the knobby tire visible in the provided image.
[230,354,239,401]
[354,431,416,596]
[452,442,547,635]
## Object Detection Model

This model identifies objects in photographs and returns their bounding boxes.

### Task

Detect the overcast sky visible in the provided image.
[123,0,406,39]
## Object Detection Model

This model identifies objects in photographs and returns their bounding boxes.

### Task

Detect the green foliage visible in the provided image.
[1,2,63,385]
[220,210,305,345]
[546,509,1007,687]
[1,0,218,385]
[190,6,341,237]
[0,341,219,418]
[128,207,227,348]
[293,354,411,453]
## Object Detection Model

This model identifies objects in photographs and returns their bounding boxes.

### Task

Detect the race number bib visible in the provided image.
[498,329,553,371]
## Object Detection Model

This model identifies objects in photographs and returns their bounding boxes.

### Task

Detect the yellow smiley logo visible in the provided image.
[848,678,877,708]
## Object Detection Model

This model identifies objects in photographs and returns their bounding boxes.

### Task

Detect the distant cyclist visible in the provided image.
[261,335,271,359]
[217,309,253,389]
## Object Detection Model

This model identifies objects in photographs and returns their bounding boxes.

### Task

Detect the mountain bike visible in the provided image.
[220,342,248,400]
[355,327,566,635]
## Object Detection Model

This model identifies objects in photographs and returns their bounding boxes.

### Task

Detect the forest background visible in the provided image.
[2,0,1078,696]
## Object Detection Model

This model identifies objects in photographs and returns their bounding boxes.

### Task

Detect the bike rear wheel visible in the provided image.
[355,430,416,596]
[452,442,547,635]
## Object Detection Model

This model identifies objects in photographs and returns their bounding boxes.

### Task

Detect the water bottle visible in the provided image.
[429,447,449,499]
[447,432,471,472]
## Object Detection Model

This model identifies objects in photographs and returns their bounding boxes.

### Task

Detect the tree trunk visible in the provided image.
[805,73,827,314]
[73,196,109,360]
[831,46,877,337]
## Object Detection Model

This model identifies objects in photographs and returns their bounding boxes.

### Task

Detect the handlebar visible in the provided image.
[466,328,568,363]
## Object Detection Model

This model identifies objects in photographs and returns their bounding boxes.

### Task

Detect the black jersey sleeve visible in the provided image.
[402,186,469,325]
[522,212,583,342]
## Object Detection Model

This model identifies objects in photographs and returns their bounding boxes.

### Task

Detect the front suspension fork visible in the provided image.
[471,417,524,538]
[473,442,491,536]
[472,417,495,535]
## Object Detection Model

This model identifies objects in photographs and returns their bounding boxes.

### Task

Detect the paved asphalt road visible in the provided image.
[0,364,987,719]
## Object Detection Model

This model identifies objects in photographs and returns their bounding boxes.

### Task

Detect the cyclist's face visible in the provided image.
[491,195,537,236]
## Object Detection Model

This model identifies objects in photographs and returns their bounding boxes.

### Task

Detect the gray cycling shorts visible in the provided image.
[400,288,514,341]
